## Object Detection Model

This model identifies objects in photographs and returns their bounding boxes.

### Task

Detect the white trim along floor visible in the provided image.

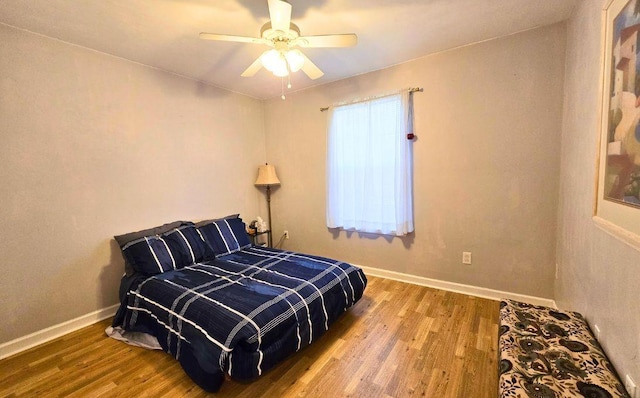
[0,265,555,360]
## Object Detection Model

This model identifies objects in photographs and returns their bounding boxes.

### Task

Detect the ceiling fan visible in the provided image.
[199,0,357,81]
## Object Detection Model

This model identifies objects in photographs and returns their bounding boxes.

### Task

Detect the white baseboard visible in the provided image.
[0,267,554,361]
[0,304,119,360]
[358,265,556,308]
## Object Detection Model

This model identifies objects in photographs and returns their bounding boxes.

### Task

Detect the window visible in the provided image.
[326,91,414,236]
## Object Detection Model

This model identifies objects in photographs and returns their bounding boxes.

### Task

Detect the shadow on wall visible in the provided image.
[99,239,126,311]
[328,228,415,249]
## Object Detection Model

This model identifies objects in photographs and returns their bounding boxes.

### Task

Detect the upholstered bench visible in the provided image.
[499,299,630,398]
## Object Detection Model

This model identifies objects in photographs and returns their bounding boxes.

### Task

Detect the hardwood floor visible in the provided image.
[0,276,499,397]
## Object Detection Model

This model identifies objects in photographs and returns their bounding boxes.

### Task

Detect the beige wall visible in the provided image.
[264,24,566,299]
[0,25,266,343]
[5,7,636,386]
[557,0,640,384]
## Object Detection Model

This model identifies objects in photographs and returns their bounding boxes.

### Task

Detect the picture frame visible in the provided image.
[595,0,640,244]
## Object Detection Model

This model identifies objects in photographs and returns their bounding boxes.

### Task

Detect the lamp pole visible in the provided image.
[266,184,273,247]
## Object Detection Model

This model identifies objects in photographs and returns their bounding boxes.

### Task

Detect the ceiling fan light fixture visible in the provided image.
[261,49,288,76]
[261,49,305,77]
[272,65,289,77]
[285,49,304,72]
[261,49,280,71]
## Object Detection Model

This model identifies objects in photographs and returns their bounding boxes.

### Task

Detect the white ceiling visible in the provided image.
[0,0,577,100]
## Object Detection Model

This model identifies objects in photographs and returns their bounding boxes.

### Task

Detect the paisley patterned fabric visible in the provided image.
[499,299,630,398]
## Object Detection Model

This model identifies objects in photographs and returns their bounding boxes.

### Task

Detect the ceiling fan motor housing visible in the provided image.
[260,22,300,43]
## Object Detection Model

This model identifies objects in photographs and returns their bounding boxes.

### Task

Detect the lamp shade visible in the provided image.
[255,164,281,186]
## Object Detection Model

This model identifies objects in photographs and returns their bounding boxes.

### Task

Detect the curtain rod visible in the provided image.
[320,87,423,112]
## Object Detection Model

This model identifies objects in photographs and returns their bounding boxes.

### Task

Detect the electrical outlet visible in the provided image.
[284,230,290,239]
[462,252,472,265]
[625,374,637,398]
[594,324,601,340]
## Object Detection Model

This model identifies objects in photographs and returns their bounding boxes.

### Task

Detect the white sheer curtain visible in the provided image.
[326,90,414,236]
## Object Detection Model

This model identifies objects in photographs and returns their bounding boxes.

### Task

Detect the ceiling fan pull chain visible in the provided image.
[281,77,286,100]
[284,56,291,88]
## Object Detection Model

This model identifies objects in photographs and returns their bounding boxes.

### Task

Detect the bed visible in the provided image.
[110,216,367,392]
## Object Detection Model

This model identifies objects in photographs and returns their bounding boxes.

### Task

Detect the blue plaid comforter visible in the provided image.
[114,246,367,392]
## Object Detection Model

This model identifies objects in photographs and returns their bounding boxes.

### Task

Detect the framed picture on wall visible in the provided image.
[596,0,640,243]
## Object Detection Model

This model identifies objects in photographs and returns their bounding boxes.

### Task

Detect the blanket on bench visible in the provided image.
[499,299,629,398]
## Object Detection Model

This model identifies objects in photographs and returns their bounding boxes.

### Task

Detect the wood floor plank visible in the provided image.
[0,276,499,397]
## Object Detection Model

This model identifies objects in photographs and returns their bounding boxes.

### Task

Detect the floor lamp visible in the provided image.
[255,163,280,247]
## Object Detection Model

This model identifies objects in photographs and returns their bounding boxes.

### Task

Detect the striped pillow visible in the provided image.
[122,235,177,275]
[197,217,251,257]
[163,225,215,267]
[114,220,188,276]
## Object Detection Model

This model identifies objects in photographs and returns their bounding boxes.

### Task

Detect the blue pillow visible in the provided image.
[122,235,177,275]
[114,220,189,276]
[197,218,251,256]
[163,225,215,266]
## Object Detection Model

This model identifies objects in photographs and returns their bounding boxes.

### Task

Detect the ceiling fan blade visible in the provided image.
[300,53,324,80]
[295,34,358,48]
[241,56,264,77]
[268,0,292,32]
[199,33,266,45]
